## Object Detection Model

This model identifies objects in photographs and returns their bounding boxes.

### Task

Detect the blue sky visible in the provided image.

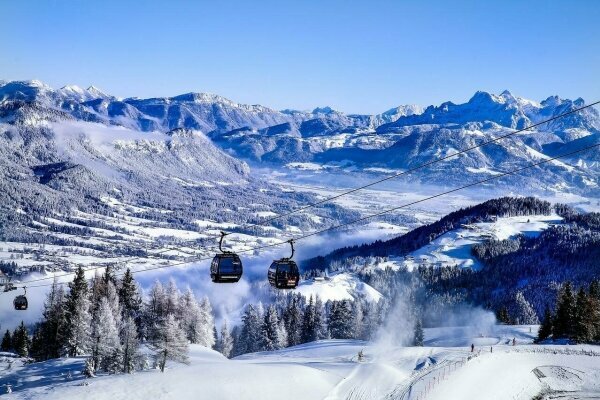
[1,0,598,113]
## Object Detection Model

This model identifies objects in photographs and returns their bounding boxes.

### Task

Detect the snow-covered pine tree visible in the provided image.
[198,297,216,348]
[64,266,92,357]
[351,300,365,340]
[230,325,243,357]
[329,300,354,339]
[82,357,95,378]
[301,295,317,343]
[178,288,199,342]
[92,297,122,373]
[177,289,215,347]
[284,296,303,346]
[154,314,189,372]
[413,318,424,346]
[239,304,262,354]
[118,268,142,320]
[261,304,282,351]
[164,279,180,317]
[276,320,288,349]
[512,291,539,325]
[216,319,233,358]
[143,280,166,341]
[314,296,327,340]
[121,316,139,373]
[105,280,122,327]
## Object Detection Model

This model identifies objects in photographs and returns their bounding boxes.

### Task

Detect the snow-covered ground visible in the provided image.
[294,273,383,303]
[399,214,562,271]
[2,325,599,399]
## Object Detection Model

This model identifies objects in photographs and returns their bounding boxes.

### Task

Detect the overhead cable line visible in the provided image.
[15,141,600,290]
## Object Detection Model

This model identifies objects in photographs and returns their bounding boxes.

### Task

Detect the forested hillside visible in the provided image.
[302,197,552,270]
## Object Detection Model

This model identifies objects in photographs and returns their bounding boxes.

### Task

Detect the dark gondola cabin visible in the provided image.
[211,253,243,282]
[268,259,300,289]
[268,239,300,289]
[211,231,243,283]
[14,294,28,310]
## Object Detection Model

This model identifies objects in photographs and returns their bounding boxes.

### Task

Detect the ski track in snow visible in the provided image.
[2,325,600,400]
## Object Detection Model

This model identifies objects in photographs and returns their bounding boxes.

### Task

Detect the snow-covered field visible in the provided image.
[2,325,599,400]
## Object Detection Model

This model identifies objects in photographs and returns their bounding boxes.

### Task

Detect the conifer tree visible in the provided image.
[276,320,288,349]
[284,296,303,346]
[496,306,510,324]
[261,304,282,351]
[12,321,30,357]
[352,301,365,340]
[574,288,595,343]
[239,304,262,354]
[154,314,189,372]
[121,316,139,374]
[1,330,11,352]
[537,307,553,342]
[144,281,166,341]
[36,280,66,360]
[413,318,424,346]
[589,281,600,342]
[554,282,576,339]
[118,268,141,320]
[64,266,92,356]
[329,300,354,339]
[92,297,122,373]
[216,319,233,358]
[301,296,317,343]
[512,291,539,325]
[314,296,328,340]
[164,279,180,317]
[197,297,215,348]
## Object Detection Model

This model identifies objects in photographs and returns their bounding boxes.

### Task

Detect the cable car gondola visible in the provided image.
[268,240,300,289]
[14,287,28,311]
[211,231,243,283]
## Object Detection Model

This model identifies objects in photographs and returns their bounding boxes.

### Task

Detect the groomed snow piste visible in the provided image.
[2,324,599,400]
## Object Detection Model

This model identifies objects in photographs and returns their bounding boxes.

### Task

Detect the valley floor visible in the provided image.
[2,325,599,400]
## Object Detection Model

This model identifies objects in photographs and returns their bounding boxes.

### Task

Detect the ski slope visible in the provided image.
[3,325,600,400]
[397,214,562,271]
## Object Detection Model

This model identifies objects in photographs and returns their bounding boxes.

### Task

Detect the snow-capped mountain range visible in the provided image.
[1,79,599,197]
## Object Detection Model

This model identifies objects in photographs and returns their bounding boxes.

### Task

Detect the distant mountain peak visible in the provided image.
[312,106,339,115]
[86,85,108,98]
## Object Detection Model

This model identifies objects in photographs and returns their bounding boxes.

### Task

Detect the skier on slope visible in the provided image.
[471,343,474,352]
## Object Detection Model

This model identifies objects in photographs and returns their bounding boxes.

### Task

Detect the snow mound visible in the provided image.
[294,273,383,302]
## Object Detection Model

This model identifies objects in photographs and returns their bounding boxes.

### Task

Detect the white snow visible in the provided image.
[399,214,561,271]
[3,326,600,400]
[294,273,383,303]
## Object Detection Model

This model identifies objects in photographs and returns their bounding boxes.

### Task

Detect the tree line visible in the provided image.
[1,266,214,374]
[216,294,388,358]
[537,281,600,344]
